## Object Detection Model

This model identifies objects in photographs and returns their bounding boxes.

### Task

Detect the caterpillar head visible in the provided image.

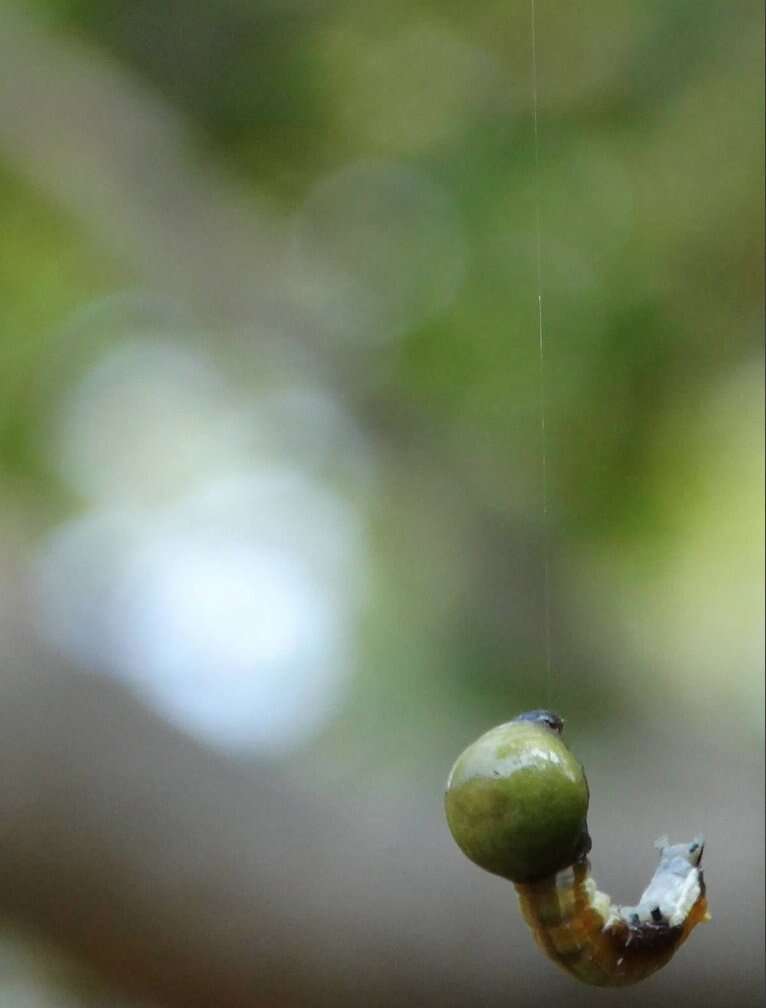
[511,709,564,735]
[444,713,590,883]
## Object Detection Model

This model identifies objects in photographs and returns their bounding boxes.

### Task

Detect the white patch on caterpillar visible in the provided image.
[618,835,704,927]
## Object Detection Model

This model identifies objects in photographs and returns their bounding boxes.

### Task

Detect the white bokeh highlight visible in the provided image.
[34,337,370,754]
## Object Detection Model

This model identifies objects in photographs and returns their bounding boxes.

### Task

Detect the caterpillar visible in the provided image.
[444,710,710,987]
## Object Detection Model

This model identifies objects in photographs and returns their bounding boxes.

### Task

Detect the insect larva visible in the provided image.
[444,710,710,987]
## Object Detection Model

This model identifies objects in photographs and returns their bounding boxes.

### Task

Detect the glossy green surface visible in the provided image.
[444,720,590,883]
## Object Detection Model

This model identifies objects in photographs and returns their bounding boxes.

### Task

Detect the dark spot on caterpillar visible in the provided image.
[619,920,685,953]
[650,906,663,923]
[689,842,699,852]
[574,830,592,862]
[630,913,640,926]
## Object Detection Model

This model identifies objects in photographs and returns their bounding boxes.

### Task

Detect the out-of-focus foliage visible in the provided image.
[0,1,762,1005]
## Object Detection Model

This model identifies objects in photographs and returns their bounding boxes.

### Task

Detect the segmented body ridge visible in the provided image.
[515,856,709,987]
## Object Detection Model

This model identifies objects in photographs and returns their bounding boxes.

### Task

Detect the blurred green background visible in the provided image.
[0,1,762,1006]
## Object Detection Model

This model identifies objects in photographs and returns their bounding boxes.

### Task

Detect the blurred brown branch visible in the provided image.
[0,666,438,1008]
[0,6,294,328]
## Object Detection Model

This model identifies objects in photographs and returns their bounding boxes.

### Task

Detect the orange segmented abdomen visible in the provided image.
[515,861,709,987]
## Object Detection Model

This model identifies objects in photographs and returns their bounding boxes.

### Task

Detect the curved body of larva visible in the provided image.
[515,853,709,986]
[444,711,710,987]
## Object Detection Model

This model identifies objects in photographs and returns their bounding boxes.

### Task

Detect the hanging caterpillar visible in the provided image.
[444,710,710,987]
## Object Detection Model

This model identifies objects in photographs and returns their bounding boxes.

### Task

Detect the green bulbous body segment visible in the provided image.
[444,717,590,883]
